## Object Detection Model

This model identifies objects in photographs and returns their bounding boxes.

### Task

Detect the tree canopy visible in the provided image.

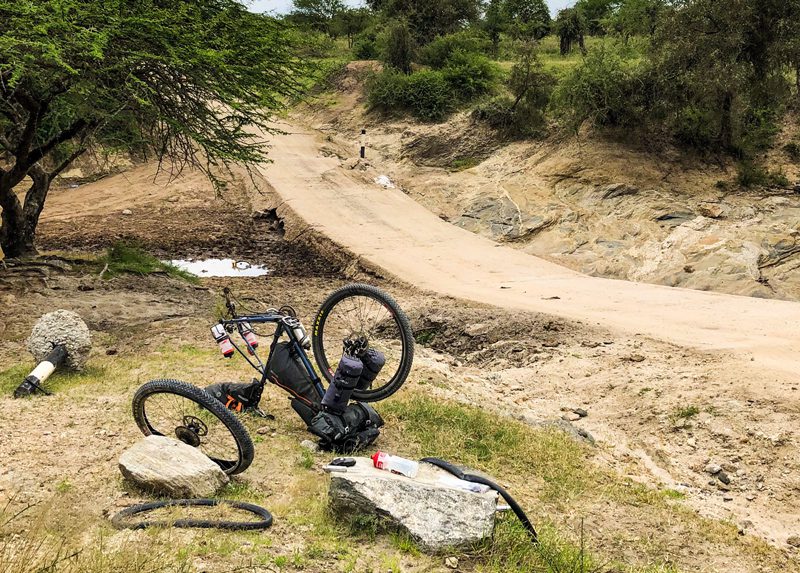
[0,0,304,258]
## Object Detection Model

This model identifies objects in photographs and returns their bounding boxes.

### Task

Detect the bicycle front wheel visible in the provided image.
[312,283,414,402]
[132,379,254,475]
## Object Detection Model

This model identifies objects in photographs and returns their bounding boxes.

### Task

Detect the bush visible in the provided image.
[353,33,379,59]
[401,70,453,121]
[367,69,452,121]
[419,30,491,69]
[441,50,499,101]
[553,45,649,130]
[736,161,789,189]
[383,20,414,73]
[673,105,718,150]
[474,44,554,138]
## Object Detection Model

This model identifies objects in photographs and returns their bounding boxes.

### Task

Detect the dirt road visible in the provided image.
[256,122,800,379]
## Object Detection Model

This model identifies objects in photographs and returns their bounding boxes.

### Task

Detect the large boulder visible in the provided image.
[329,457,498,552]
[119,436,229,498]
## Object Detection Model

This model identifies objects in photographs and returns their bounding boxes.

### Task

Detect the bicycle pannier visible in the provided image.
[268,342,319,408]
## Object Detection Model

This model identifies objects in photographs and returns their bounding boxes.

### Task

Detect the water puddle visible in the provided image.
[168,258,270,277]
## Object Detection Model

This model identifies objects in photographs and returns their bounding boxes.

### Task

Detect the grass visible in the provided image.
[97,242,198,283]
[449,156,482,171]
[672,405,700,421]
[1,346,790,573]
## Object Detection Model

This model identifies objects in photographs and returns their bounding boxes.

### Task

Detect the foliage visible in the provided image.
[474,43,554,138]
[650,0,798,153]
[354,33,381,59]
[419,31,491,69]
[383,20,414,74]
[483,0,507,58]
[367,69,453,121]
[0,0,305,259]
[554,44,649,130]
[375,0,482,44]
[290,0,345,35]
[610,0,666,38]
[330,7,373,46]
[503,0,551,41]
[441,51,499,100]
[553,8,587,56]
[574,0,615,35]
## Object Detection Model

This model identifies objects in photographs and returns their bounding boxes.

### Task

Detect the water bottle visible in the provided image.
[371,451,419,478]
[240,322,258,354]
[211,324,234,358]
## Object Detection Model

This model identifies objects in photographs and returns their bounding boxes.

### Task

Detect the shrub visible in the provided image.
[673,105,718,150]
[441,50,499,101]
[553,45,649,130]
[736,162,789,189]
[353,33,379,59]
[473,43,554,138]
[401,70,453,121]
[383,20,414,74]
[419,30,491,69]
[367,69,452,121]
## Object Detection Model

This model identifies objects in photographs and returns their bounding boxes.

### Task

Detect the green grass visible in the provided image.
[0,363,107,395]
[672,405,700,421]
[97,242,198,283]
[449,156,482,171]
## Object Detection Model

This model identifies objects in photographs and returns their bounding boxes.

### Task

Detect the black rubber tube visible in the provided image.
[111,499,273,531]
[421,457,538,543]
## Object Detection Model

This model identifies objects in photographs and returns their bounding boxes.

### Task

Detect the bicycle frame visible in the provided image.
[219,313,326,401]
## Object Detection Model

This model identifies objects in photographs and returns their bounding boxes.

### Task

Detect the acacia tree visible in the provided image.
[503,0,551,41]
[0,0,304,259]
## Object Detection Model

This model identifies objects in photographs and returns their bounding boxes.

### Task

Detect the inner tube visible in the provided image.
[421,457,537,543]
[111,498,273,531]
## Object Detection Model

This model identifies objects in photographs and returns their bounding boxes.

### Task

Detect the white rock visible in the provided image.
[301,439,320,452]
[704,463,722,475]
[27,309,92,370]
[119,436,229,498]
[122,209,133,215]
[329,457,498,552]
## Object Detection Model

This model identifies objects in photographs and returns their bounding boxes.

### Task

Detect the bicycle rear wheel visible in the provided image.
[312,283,414,402]
[132,379,254,475]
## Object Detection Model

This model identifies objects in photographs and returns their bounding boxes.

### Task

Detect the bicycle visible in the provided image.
[131,283,414,475]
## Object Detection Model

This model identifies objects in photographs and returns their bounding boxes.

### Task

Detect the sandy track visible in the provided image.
[255,122,800,379]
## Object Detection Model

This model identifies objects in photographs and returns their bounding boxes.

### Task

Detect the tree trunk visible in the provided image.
[0,169,50,259]
[719,91,734,151]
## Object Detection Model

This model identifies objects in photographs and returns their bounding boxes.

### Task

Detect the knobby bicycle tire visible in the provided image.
[132,379,255,475]
[311,283,414,402]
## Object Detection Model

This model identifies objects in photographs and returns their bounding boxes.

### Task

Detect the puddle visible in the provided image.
[168,258,270,277]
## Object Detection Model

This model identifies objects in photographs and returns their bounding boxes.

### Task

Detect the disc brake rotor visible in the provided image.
[174,415,208,447]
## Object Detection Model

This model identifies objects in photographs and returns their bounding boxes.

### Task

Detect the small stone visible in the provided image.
[704,463,722,475]
[561,412,581,422]
[717,471,731,485]
[106,348,118,356]
[745,493,756,501]
[256,427,271,435]
[787,535,800,548]
[464,323,489,337]
[167,196,180,203]
[445,556,459,569]
[686,437,697,448]
[722,494,734,502]
[300,440,319,452]
[122,209,133,216]
[573,408,588,418]
[738,520,754,535]
[626,354,646,363]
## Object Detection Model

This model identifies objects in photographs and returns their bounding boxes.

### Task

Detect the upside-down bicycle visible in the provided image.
[131,283,414,474]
